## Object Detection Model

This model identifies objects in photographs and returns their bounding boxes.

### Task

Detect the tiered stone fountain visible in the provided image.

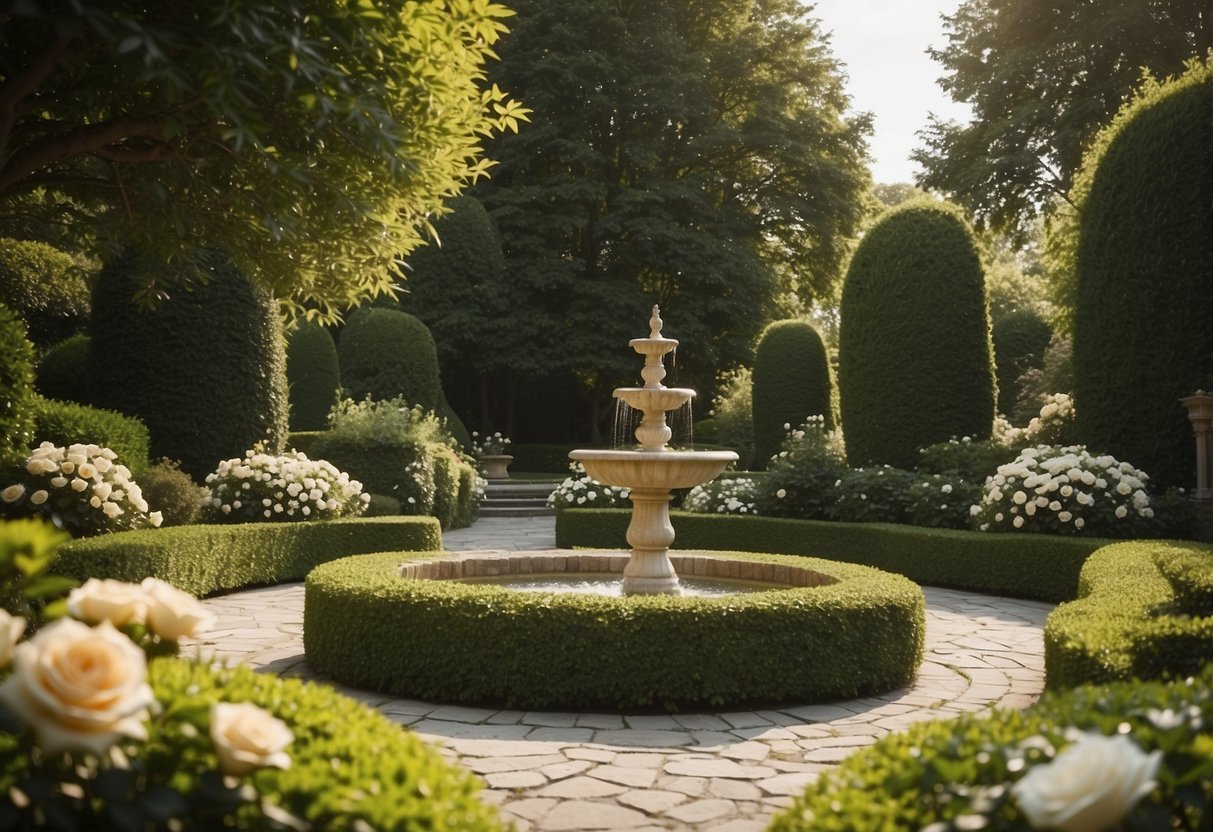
[570,306,737,594]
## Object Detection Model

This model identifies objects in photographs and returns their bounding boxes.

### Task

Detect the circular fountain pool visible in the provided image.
[459,574,779,597]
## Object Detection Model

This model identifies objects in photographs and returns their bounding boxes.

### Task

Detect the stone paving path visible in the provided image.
[185,517,1053,831]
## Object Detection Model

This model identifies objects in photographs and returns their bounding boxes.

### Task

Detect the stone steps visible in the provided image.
[480,481,558,518]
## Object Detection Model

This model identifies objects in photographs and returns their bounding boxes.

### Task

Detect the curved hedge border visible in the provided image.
[556,510,1104,602]
[769,666,1212,832]
[1044,540,1213,688]
[304,550,925,711]
[56,517,441,597]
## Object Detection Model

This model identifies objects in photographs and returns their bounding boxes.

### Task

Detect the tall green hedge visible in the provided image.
[751,319,835,466]
[992,309,1052,418]
[336,307,441,410]
[286,321,340,431]
[34,333,90,404]
[0,302,35,468]
[838,200,996,468]
[0,238,90,349]
[89,251,288,481]
[1072,58,1213,488]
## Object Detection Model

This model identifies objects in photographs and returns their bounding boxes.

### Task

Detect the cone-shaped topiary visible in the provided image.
[89,251,288,481]
[0,301,36,468]
[992,310,1052,418]
[337,307,441,410]
[286,322,340,431]
[1071,57,1213,489]
[838,199,996,468]
[751,319,835,467]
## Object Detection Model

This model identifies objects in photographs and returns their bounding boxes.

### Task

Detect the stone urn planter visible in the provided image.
[480,454,514,480]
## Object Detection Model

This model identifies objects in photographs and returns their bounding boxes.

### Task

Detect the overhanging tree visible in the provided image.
[914,0,1212,237]
[0,1,527,319]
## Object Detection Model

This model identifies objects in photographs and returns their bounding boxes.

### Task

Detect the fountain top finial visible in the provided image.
[649,305,663,339]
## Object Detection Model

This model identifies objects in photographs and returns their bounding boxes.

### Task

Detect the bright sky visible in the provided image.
[807,0,973,185]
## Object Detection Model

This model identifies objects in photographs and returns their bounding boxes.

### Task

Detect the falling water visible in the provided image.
[669,401,694,449]
[612,399,640,449]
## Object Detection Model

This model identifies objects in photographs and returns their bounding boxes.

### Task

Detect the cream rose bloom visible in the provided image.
[0,609,26,668]
[1012,733,1162,832]
[0,619,154,755]
[67,578,149,627]
[210,702,293,776]
[139,578,217,641]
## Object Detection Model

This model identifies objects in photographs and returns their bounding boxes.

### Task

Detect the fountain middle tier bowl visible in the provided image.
[570,448,737,490]
[613,386,696,413]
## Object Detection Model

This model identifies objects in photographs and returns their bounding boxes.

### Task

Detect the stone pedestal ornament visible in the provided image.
[1180,391,1213,540]
[480,454,514,480]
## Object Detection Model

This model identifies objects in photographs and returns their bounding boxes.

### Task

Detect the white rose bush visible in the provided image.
[205,449,368,523]
[683,476,759,515]
[0,442,162,536]
[547,460,631,510]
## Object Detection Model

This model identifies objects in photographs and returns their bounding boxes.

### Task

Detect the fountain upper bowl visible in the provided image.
[569,448,738,490]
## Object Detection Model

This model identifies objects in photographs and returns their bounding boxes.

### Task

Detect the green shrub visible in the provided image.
[556,510,1105,602]
[992,309,1052,417]
[336,307,441,409]
[755,418,848,520]
[363,493,403,516]
[833,466,917,524]
[285,321,340,431]
[34,333,90,404]
[707,367,755,467]
[838,199,996,468]
[56,516,441,597]
[916,436,1019,482]
[305,550,924,710]
[1071,58,1213,489]
[0,301,36,468]
[1153,542,1213,615]
[770,669,1213,832]
[137,458,208,527]
[89,250,288,481]
[751,320,835,466]
[286,430,323,457]
[0,238,90,349]
[436,390,472,450]
[906,473,984,529]
[1044,540,1213,688]
[30,394,151,475]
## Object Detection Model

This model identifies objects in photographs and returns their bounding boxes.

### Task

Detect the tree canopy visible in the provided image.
[0,0,527,319]
[914,0,1212,237]
[473,0,871,437]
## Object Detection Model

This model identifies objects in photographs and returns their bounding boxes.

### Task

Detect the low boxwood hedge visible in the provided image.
[56,517,442,597]
[0,657,505,831]
[304,550,925,711]
[769,666,1212,832]
[1044,540,1213,688]
[556,510,1104,602]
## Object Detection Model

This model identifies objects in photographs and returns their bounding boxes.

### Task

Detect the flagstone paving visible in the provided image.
[185,516,1053,831]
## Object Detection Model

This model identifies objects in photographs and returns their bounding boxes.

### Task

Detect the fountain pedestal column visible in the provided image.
[622,487,679,595]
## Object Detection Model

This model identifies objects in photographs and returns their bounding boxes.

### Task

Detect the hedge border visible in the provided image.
[56,516,442,597]
[304,550,925,711]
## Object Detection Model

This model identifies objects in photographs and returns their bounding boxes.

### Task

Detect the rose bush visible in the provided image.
[205,448,368,523]
[0,442,162,535]
[754,417,848,519]
[683,477,759,515]
[471,430,512,457]
[547,461,631,510]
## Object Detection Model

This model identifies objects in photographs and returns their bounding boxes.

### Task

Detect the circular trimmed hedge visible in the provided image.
[304,550,925,711]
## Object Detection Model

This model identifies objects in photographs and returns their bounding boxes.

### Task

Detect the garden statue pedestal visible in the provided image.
[480,455,514,480]
[1181,392,1213,541]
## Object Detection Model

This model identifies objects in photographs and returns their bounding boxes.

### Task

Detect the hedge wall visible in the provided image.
[305,550,924,711]
[991,309,1052,417]
[0,301,35,468]
[751,319,835,466]
[508,443,580,473]
[56,516,441,597]
[286,322,341,431]
[555,510,1104,602]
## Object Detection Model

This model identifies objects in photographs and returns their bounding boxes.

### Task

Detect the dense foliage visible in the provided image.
[751,319,835,466]
[30,394,151,476]
[838,200,996,468]
[992,309,1052,418]
[0,238,89,348]
[89,250,288,481]
[1070,57,1213,489]
[0,1,526,319]
[0,301,35,468]
[336,308,442,411]
[285,322,340,432]
[33,333,90,404]
[136,459,208,527]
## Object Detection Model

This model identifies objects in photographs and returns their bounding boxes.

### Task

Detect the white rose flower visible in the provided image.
[101,501,123,519]
[0,619,154,756]
[29,490,49,506]
[67,578,149,627]
[70,478,88,493]
[0,609,26,668]
[1013,516,1024,529]
[148,511,164,528]
[1058,511,1073,522]
[139,578,217,640]
[1,484,25,503]
[210,702,293,776]
[1012,733,1161,832]
[1075,517,1085,529]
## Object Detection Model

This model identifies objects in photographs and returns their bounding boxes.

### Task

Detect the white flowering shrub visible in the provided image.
[683,477,759,515]
[754,417,847,519]
[1021,392,1078,445]
[205,449,368,523]
[906,474,984,529]
[546,461,630,510]
[972,445,1154,537]
[471,430,511,457]
[0,442,162,536]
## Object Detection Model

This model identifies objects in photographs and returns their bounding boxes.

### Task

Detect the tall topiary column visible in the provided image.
[992,310,1052,418]
[0,301,36,468]
[838,200,996,468]
[1072,58,1213,489]
[89,251,288,481]
[286,322,341,431]
[751,319,835,466]
[336,308,442,410]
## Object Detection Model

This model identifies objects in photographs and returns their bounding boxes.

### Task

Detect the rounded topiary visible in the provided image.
[137,458,209,526]
[1072,58,1213,489]
[88,251,288,481]
[34,333,91,404]
[30,395,151,475]
[0,302,36,468]
[838,200,996,468]
[751,319,835,467]
[336,307,441,410]
[992,309,1052,418]
[0,238,90,349]
[286,321,340,431]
